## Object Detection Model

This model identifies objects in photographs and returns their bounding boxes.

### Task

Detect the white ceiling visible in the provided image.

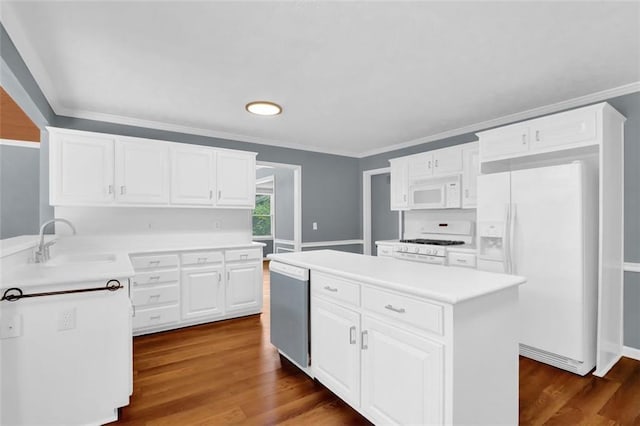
[2,1,639,157]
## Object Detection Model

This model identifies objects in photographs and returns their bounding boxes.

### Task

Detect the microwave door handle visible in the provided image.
[503,203,511,273]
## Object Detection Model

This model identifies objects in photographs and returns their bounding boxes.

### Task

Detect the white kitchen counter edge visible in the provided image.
[267,252,524,304]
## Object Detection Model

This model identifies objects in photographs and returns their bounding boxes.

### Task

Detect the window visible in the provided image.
[252,193,273,238]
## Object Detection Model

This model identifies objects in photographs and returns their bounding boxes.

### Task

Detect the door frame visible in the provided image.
[256,161,302,252]
[362,167,401,255]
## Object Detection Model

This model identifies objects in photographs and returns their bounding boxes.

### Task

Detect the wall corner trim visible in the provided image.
[624,262,640,273]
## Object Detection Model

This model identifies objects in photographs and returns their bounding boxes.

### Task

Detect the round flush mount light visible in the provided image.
[245,101,282,116]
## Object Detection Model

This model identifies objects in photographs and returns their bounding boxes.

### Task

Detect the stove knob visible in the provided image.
[402,246,408,252]
[413,247,420,254]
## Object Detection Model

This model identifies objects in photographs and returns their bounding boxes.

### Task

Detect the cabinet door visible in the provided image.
[115,138,170,204]
[433,147,462,175]
[226,262,262,313]
[389,157,409,210]
[171,146,215,205]
[181,266,224,320]
[50,131,115,205]
[216,151,256,207]
[361,316,444,425]
[311,296,361,408]
[407,152,433,178]
[479,125,530,161]
[461,143,479,208]
[530,108,598,151]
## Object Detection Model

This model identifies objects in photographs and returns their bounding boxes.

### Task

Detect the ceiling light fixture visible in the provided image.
[245,101,282,116]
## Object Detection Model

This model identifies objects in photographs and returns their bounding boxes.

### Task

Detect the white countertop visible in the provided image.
[1,233,265,290]
[268,250,524,304]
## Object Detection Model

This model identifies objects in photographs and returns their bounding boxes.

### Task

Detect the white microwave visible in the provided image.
[409,175,461,209]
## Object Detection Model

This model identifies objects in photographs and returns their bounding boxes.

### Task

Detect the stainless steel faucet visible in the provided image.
[34,218,77,263]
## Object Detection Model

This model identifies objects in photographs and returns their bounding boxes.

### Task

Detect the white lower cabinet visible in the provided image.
[310,272,519,425]
[311,297,361,408]
[226,262,262,313]
[181,266,225,320]
[360,316,443,425]
[131,246,263,335]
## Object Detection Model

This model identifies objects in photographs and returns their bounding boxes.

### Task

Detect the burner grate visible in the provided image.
[400,239,465,246]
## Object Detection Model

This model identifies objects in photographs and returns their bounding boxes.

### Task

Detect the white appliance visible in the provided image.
[476,161,598,375]
[392,221,473,264]
[409,175,461,209]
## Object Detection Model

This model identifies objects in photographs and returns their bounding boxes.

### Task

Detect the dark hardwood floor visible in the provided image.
[113,263,640,425]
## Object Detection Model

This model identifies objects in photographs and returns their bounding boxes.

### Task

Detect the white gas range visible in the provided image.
[379,221,475,265]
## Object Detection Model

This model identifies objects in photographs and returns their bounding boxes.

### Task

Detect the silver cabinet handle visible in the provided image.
[522,134,527,145]
[435,159,439,167]
[361,330,368,350]
[149,294,161,301]
[240,254,248,260]
[108,184,113,194]
[427,160,432,169]
[120,185,126,195]
[148,260,160,266]
[218,190,222,200]
[209,190,213,199]
[457,259,468,264]
[349,326,356,345]
[149,275,160,281]
[535,130,540,141]
[218,272,222,283]
[465,189,469,198]
[324,286,338,292]
[197,257,208,263]
[403,194,407,202]
[385,304,406,314]
[149,315,161,320]
[227,271,230,282]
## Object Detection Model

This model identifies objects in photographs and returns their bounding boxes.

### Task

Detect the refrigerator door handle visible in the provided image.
[510,204,517,275]
[503,203,511,274]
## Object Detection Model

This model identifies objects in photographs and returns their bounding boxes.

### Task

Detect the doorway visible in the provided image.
[363,167,401,255]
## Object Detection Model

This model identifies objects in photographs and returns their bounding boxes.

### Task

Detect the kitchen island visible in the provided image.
[268,250,525,426]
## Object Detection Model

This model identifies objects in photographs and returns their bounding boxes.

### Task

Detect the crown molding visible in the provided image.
[53,106,360,157]
[356,81,640,158]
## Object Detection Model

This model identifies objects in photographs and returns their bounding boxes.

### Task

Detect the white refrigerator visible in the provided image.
[476,161,598,375]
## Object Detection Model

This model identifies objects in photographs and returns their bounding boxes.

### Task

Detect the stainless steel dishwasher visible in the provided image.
[269,261,311,374]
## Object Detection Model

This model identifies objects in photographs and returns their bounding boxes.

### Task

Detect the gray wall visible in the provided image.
[302,244,363,254]
[274,168,294,241]
[0,145,40,238]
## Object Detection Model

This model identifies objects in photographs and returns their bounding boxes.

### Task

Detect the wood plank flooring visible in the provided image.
[113,263,640,425]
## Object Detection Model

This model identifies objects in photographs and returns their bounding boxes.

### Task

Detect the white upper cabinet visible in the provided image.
[50,131,115,205]
[47,127,256,209]
[461,143,479,208]
[115,138,170,204]
[171,146,215,206]
[433,148,462,175]
[216,151,256,208]
[407,148,462,179]
[390,157,410,210]
[478,103,602,163]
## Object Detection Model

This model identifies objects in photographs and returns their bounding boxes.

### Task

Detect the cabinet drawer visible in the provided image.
[132,269,179,286]
[130,254,178,270]
[132,284,180,307]
[311,272,360,307]
[448,252,477,269]
[377,245,393,257]
[182,251,223,266]
[362,287,443,336]
[225,248,261,262]
[133,305,179,329]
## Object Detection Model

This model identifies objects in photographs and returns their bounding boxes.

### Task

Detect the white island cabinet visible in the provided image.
[268,250,525,426]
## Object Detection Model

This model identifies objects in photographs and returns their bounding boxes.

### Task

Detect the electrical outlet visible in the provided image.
[313,222,318,231]
[58,308,76,331]
[0,314,22,339]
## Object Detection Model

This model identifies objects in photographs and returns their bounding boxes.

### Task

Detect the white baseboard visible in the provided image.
[623,346,640,361]
[301,239,364,248]
[624,262,640,273]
